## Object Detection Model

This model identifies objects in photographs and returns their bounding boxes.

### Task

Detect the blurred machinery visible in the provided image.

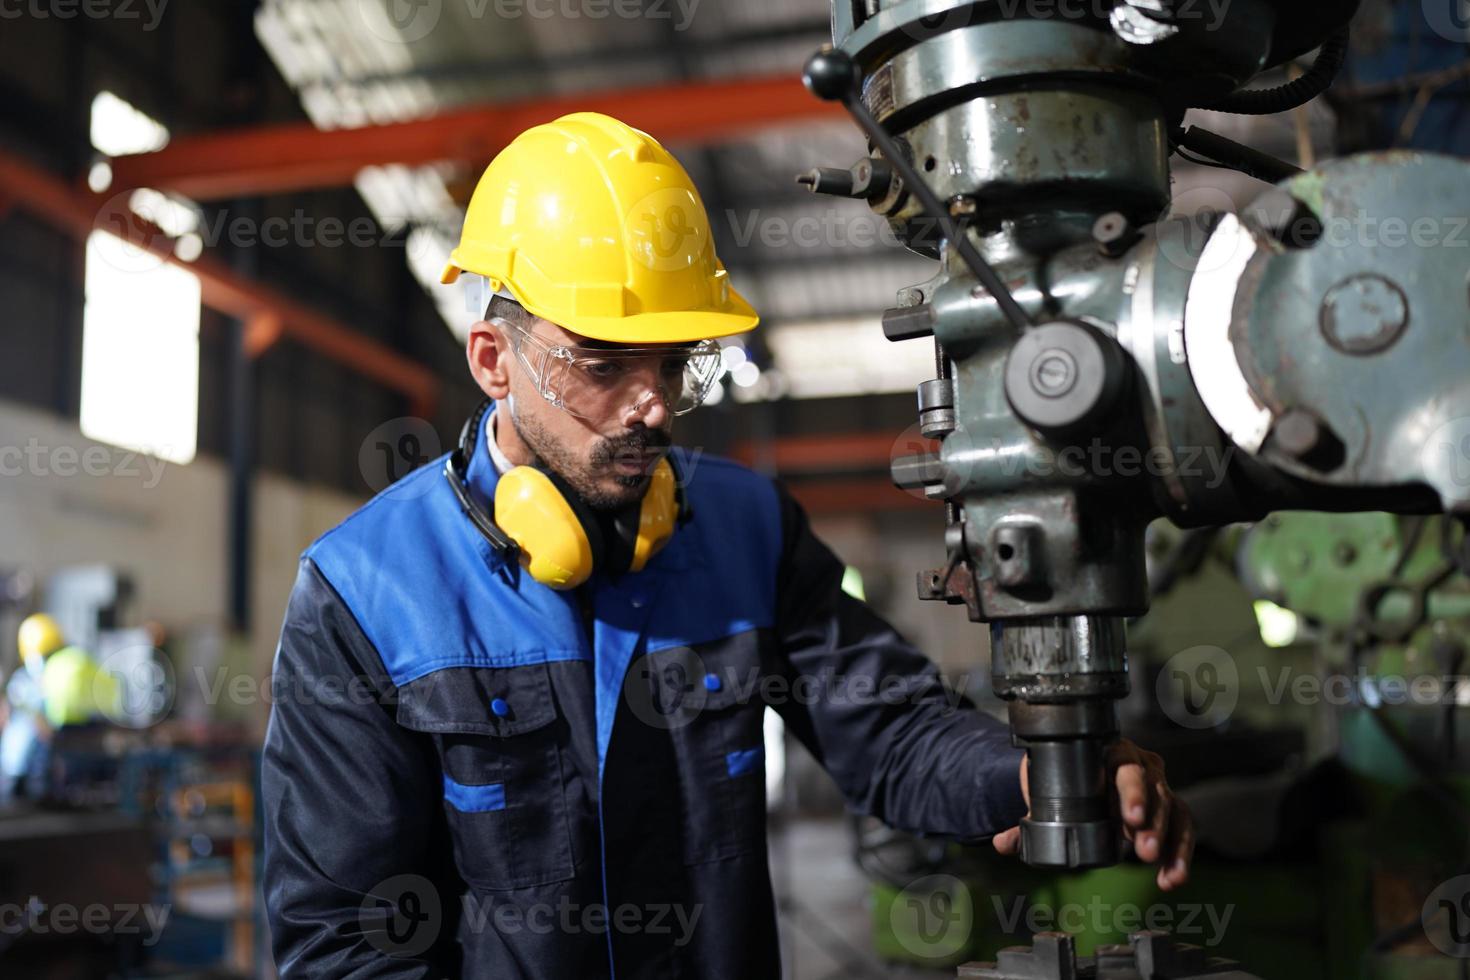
[958,932,1255,979]
[0,569,255,975]
[860,512,1469,977]
[44,566,134,659]
[799,0,1469,975]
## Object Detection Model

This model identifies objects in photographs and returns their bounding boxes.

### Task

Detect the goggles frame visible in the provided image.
[490,317,724,420]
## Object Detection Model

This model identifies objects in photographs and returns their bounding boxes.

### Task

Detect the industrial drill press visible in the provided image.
[801,1,1470,975]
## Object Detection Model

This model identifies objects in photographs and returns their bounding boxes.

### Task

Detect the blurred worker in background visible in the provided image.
[1,613,60,803]
[1,613,119,804]
[262,113,1192,979]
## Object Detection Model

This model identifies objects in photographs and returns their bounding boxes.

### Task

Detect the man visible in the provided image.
[1,614,58,804]
[2,614,118,804]
[262,112,1192,979]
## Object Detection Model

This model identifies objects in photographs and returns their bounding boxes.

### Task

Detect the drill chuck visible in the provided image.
[992,616,1128,871]
[1010,700,1121,870]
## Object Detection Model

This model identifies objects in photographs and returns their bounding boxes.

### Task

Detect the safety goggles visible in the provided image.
[493,319,725,421]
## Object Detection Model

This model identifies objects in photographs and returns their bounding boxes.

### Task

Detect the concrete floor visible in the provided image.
[770,817,957,980]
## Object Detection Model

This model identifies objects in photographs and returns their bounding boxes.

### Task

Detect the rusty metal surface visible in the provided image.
[1227,153,1470,511]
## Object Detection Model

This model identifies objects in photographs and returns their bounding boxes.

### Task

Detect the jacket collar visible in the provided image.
[463,399,503,515]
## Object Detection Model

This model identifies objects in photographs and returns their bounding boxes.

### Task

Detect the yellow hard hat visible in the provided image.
[17,613,64,661]
[441,112,758,344]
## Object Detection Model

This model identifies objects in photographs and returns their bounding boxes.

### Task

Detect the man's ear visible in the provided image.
[467,320,512,400]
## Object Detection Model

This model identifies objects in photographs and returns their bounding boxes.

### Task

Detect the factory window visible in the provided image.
[80,233,202,465]
[90,91,170,157]
[80,92,201,466]
[765,317,936,400]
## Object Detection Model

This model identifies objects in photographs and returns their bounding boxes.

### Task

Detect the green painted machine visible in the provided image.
[862,512,1469,977]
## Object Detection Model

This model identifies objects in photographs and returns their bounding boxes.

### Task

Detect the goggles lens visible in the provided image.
[502,322,724,420]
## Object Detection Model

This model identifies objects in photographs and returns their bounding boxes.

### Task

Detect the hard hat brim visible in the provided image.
[544,287,760,345]
[448,266,761,344]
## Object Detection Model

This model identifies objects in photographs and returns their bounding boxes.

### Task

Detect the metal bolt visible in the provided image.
[1092,211,1136,257]
[896,286,925,308]
[1270,408,1347,473]
[1320,274,1409,355]
[1273,410,1324,459]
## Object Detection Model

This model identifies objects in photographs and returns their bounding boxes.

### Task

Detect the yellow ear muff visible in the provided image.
[493,467,597,589]
[629,457,679,573]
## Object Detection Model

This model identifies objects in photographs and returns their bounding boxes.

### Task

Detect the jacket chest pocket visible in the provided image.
[645,639,768,865]
[397,663,575,891]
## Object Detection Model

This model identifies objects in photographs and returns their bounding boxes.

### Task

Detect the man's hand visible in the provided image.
[992,739,1194,891]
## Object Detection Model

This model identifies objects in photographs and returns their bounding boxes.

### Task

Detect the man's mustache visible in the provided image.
[591,429,672,467]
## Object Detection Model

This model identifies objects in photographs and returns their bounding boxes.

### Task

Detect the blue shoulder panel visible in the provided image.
[304,412,588,687]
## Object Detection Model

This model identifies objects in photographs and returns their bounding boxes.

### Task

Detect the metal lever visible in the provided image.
[802,48,1034,335]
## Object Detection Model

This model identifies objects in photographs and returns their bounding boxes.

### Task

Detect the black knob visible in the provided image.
[1003,320,1130,434]
[803,48,859,102]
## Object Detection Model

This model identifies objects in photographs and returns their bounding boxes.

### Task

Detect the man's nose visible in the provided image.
[622,387,671,429]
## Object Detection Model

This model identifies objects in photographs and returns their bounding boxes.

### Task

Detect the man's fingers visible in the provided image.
[1100,741,1189,883]
[1115,762,1148,830]
[1157,802,1195,891]
[1135,779,1172,863]
[993,826,1021,856]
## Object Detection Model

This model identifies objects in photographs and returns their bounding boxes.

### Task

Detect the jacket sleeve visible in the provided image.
[768,483,1027,840]
[261,559,447,978]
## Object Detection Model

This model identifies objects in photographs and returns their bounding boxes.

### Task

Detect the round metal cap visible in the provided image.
[1004,320,1129,434]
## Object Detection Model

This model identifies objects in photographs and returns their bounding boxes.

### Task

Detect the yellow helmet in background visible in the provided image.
[441,112,759,344]
[17,613,64,662]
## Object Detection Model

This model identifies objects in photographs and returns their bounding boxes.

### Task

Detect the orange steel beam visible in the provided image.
[105,74,844,200]
[785,478,935,515]
[728,433,944,515]
[729,432,936,474]
[243,311,286,359]
[0,150,438,418]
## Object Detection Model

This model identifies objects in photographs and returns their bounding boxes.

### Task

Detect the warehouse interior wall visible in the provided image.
[0,397,362,732]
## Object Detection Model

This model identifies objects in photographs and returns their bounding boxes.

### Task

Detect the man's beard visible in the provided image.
[511,411,671,513]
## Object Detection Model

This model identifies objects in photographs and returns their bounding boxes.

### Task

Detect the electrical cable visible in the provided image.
[1173,147,1233,171]
[1199,25,1350,115]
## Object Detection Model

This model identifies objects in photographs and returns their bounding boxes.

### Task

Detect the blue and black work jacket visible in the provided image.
[261,410,1026,979]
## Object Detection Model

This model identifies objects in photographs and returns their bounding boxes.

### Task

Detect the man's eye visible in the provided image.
[661,359,690,377]
[582,361,623,380]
